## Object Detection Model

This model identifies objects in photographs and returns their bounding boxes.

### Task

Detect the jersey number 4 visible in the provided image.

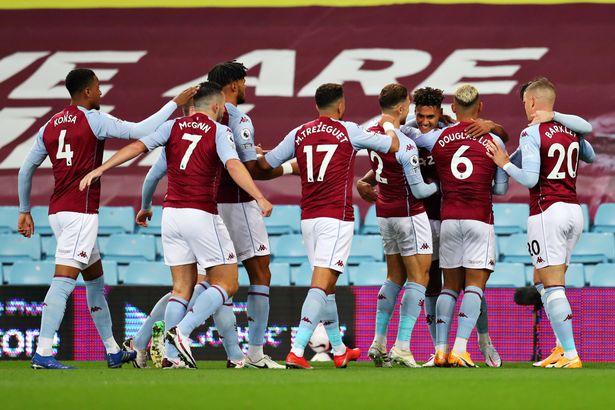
[56,130,74,166]
[547,142,579,179]
[303,144,337,182]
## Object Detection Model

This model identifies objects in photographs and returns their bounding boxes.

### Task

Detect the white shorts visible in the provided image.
[49,211,101,270]
[161,208,237,269]
[439,219,496,270]
[527,202,583,269]
[301,218,354,273]
[218,201,270,262]
[377,212,433,257]
[429,219,441,261]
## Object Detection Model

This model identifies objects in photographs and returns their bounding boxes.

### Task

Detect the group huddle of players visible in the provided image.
[17,59,594,370]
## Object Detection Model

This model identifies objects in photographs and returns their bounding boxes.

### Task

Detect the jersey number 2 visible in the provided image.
[304,144,337,182]
[56,130,74,166]
[370,151,388,184]
[180,133,202,170]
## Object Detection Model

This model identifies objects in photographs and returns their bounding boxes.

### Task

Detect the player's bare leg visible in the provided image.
[243,255,283,368]
[31,264,81,370]
[448,268,490,368]
[369,254,405,368]
[434,268,463,366]
[82,260,134,368]
[538,264,581,368]
[388,253,430,368]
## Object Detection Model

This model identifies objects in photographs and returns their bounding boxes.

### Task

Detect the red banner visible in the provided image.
[0,4,613,216]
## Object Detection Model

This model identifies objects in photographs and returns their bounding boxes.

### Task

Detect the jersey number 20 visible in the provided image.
[547,142,579,179]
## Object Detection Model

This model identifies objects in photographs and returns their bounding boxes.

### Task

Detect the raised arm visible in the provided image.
[465,119,509,143]
[397,142,438,199]
[491,136,509,195]
[356,169,378,203]
[347,121,398,154]
[487,128,540,189]
[530,111,593,135]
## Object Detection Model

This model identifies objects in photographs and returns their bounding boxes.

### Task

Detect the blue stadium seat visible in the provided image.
[570,233,615,264]
[353,205,361,234]
[30,206,53,235]
[269,262,291,286]
[272,234,308,265]
[498,234,531,264]
[101,234,156,262]
[264,205,301,235]
[493,203,528,235]
[581,203,590,232]
[592,203,615,233]
[98,206,135,235]
[136,206,163,235]
[238,266,250,286]
[524,265,535,285]
[123,261,171,286]
[349,262,387,286]
[290,262,349,286]
[565,264,586,288]
[75,260,119,286]
[348,235,383,265]
[0,234,42,262]
[41,235,56,260]
[487,262,526,288]
[0,206,18,234]
[268,235,280,256]
[589,263,615,287]
[4,261,54,285]
[155,236,164,261]
[361,205,379,234]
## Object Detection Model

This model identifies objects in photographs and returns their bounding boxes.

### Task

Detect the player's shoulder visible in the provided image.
[396,133,419,160]
[225,103,252,122]
[520,123,541,141]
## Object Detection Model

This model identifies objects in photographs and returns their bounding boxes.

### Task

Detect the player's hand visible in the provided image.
[79,169,103,191]
[485,140,510,168]
[256,197,273,217]
[357,180,377,203]
[290,159,300,175]
[465,119,494,138]
[529,110,555,126]
[255,144,266,156]
[173,86,199,106]
[17,212,34,238]
[440,114,455,125]
[136,209,153,227]
[378,114,396,126]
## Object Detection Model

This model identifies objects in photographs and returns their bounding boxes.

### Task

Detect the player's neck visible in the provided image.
[318,112,341,120]
[71,98,94,110]
[223,92,237,107]
[456,115,476,123]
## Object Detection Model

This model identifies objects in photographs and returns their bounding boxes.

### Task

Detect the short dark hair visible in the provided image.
[413,87,444,108]
[378,83,408,110]
[520,77,556,100]
[65,68,96,97]
[193,81,223,106]
[207,60,248,87]
[315,83,344,109]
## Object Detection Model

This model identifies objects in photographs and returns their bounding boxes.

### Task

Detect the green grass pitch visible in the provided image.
[2,361,615,409]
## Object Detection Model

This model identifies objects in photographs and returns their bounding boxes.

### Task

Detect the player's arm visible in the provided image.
[137,151,168,227]
[487,129,540,189]
[216,126,272,216]
[89,87,197,140]
[530,111,593,136]
[357,169,377,203]
[257,128,298,173]
[465,119,509,143]
[79,121,174,190]
[244,159,298,180]
[490,135,509,195]
[579,138,596,163]
[17,128,48,237]
[347,120,399,154]
[397,144,438,199]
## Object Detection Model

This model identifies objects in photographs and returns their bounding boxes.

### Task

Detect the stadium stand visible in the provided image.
[0,206,18,234]
[136,206,163,236]
[264,205,301,235]
[349,262,387,286]
[498,234,531,264]
[361,205,379,234]
[41,235,56,260]
[570,233,615,264]
[487,263,526,288]
[565,264,587,288]
[98,206,136,235]
[589,263,615,287]
[353,205,361,234]
[30,206,53,235]
[269,262,291,286]
[347,235,384,265]
[0,233,42,262]
[3,261,54,285]
[493,203,528,235]
[271,234,308,265]
[581,203,591,232]
[100,234,157,263]
[123,261,171,286]
[593,203,615,233]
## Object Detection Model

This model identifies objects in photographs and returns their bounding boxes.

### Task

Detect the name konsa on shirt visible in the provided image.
[178,120,211,133]
[53,114,77,127]
[437,132,491,148]
[296,122,349,145]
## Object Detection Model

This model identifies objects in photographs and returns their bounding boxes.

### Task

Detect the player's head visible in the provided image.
[520,77,556,121]
[182,98,195,116]
[315,83,345,119]
[452,84,482,120]
[207,60,248,105]
[413,87,444,134]
[193,81,225,122]
[378,83,410,125]
[65,68,101,110]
